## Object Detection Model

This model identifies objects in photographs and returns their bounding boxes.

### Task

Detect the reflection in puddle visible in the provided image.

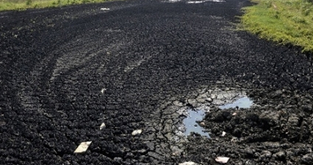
[164,0,225,3]
[183,109,210,137]
[219,96,253,109]
[187,0,225,3]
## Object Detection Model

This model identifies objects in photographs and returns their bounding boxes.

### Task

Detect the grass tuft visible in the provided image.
[240,0,313,52]
[0,0,111,11]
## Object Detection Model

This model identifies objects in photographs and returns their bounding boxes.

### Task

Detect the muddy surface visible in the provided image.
[1,0,313,164]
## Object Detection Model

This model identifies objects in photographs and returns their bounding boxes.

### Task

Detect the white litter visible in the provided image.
[100,123,106,130]
[221,131,226,137]
[100,8,110,11]
[132,129,142,136]
[74,141,92,153]
[179,161,198,165]
[215,156,230,164]
[101,88,106,94]
[187,1,205,4]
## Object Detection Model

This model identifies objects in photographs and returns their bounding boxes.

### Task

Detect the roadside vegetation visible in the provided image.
[0,0,111,11]
[241,0,313,52]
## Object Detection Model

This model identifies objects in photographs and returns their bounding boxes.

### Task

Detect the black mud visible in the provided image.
[1,0,313,164]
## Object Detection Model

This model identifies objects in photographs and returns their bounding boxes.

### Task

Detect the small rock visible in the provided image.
[231,137,239,143]
[221,131,226,137]
[215,156,230,164]
[74,141,92,153]
[173,101,184,106]
[206,98,213,102]
[132,129,142,136]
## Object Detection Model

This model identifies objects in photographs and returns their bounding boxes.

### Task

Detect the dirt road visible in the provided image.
[1,0,313,164]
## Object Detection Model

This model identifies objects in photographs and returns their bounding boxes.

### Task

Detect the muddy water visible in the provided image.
[219,96,253,109]
[182,89,253,137]
[183,109,210,137]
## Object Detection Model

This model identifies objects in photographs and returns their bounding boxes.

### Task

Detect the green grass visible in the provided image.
[240,0,313,52]
[0,0,111,11]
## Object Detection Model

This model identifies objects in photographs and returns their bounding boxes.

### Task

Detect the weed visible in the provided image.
[26,0,32,6]
[0,0,111,11]
[241,0,313,52]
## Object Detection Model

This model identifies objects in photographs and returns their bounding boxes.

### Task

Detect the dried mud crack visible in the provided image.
[1,0,313,164]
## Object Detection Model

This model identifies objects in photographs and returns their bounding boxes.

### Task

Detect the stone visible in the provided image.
[74,141,92,153]
[173,101,184,106]
[206,97,213,102]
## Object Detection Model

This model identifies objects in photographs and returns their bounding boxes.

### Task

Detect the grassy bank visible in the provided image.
[241,0,313,52]
[0,0,110,11]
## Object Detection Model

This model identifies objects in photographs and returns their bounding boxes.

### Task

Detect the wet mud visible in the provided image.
[1,0,313,164]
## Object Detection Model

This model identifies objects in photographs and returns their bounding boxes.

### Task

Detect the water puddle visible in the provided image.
[187,0,225,3]
[175,88,254,138]
[183,109,210,137]
[219,96,253,109]
[164,0,225,3]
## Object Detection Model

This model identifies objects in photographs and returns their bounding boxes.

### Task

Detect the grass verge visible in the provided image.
[0,0,111,11]
[240,0,313,52]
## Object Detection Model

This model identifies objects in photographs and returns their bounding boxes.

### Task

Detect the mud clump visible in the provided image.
[183,89,313,164]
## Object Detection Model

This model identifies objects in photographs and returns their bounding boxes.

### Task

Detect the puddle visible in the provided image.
[175,88,253,139]
[164,0,225,3]
[187,0,225,3]
[183,109,210,137]
[219,96,253,109]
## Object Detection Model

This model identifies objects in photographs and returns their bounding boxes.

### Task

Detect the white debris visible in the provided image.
[179,161,198,165]
[215,156,230,164]
[232,112,237,116]
[187,1,205,4]
[200,122,205,126]
[221,131,226,137]
[132,129,142,136]
[100,123,106,130]
[74,141,92,153]
[100,8,110,11]
[101,88,106,94]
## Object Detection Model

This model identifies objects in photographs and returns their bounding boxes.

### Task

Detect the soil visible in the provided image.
[1,0,313,164]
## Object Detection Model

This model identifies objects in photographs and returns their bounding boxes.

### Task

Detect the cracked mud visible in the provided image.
[1,0,313,164]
